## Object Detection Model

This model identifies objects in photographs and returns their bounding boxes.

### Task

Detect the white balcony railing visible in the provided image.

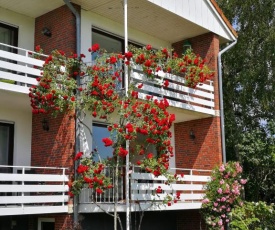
[0,42,215,115]
[0,165,69,216]
[0,42,44,94]
[132,66,215,115]
[79,167,211,212]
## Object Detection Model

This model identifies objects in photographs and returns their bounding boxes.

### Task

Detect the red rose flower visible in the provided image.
[124,51,133,60]
[109,56,117,64]
[147,153,154,159]
[118,147,128,157]
[89,43,100,52]
[96,188,103,194]
[74,151,83,161]
[163,80,169,87]
[156,186,162,193]
[77,164,89,174]
[102,137,113,147]
[146,44,152,50]
[125,123,134,132]
[35,45,41,52]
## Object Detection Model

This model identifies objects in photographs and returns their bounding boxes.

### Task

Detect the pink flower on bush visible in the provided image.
[219,164,225,172]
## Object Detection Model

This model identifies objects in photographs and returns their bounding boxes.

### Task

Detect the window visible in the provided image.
[0,122,14,167]
[0,23,18,84]
[129,133,158,165]
[38,218,55,230]
[0,22,18,51]
[91,29,142,89]
[92,123,113,162]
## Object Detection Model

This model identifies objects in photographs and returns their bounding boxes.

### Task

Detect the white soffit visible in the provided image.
[148,0,236,42]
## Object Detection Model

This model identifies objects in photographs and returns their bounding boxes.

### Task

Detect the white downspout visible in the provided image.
[218,39,237,163]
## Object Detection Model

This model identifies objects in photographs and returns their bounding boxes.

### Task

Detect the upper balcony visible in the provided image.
[0,43,45,94]
[0,42,215,119]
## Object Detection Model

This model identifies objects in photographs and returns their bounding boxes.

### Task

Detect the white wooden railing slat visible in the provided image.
[0,60,41,76]
[0,50,44,66]
[0,184,69,193]
[131,193,205,201]
[0,71,38,85]
[0,173,69,182]
[0,195,69,204]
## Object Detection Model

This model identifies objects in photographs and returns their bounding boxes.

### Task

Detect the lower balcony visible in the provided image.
[0,164,211,216]
[79,167,211,213]
[0,165,69,216]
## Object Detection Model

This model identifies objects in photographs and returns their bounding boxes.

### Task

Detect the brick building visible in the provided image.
[0,0,236,229]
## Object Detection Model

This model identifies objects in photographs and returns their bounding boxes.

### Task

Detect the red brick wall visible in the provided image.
[174,117,222,170]
[34,4,80,55]
[28,214,74,230]
[31,113,75,169]
[177,210,206,230]
[173,33,222,228]
[32,4,79,229]
[172,32,222,171]
[172,32,220,110]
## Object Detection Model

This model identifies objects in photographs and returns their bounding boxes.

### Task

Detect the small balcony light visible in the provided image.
[42,118,49,131]
[189,130,195,140]
[42,27,52,37]
[183,40,192,54]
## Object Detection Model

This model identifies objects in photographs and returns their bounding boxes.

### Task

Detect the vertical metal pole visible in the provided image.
[124,0,130,230]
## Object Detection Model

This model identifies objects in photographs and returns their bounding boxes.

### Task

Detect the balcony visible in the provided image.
[0,42,44,94]
[131,66,215,117]
[0,42,215,118]
[79,167,211,213]
[0,165,69,216]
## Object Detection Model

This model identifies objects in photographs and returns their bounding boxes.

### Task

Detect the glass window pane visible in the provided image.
[41,222,55,230]
[92,124,113,162]
[92,31,122,53]
[0,126,9,165]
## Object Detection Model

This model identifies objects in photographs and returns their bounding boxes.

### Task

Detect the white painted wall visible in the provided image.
[148,0,236,41]
[0,7,35,50]
[0,106,32,167]
[81,9,171,63]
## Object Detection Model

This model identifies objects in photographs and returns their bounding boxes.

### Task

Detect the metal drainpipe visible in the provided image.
[63,0,81,225]
[218,39,237,164]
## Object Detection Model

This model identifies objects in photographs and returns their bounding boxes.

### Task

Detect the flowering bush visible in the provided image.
[29,44,214,202]
[69,152,113,197]
[201,162,247,229]
[130,45,214,88]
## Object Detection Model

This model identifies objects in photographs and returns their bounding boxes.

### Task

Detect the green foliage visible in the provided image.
[229,201,275,230]
[0,79,15,84]
[215,0,275,203]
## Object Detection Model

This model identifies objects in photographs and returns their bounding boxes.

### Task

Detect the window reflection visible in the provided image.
[92,123,113,162]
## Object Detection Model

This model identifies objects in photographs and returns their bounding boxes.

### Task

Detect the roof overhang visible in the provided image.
[0,0,236,44]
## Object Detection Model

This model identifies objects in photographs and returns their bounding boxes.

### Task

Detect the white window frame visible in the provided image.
[38,218,55,230]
